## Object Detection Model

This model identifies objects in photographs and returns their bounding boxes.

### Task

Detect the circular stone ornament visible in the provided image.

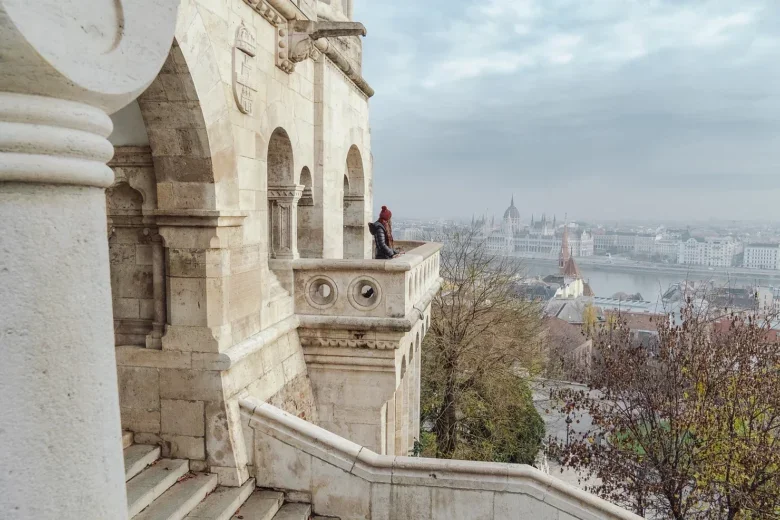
[305,275,338,309]
[347,276,382,311]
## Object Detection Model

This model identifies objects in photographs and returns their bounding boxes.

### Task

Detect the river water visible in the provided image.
[524,264,746,303]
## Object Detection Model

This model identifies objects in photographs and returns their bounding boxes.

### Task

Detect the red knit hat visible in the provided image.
[379,206,392,220]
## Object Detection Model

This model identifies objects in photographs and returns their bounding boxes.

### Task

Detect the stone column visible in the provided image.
[0,2,177,518]
[268,185,304,259]
[146,232,167,349]
[343,194,367,259]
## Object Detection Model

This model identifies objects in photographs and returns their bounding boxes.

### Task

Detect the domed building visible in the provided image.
[502,196,522,235]
[479,200,594,259]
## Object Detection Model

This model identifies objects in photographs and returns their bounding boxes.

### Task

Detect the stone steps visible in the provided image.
[272,503,312,520]
[125,444,162,482]
[134,473,218,520]
[230,490,284,520]
[186,479,256,520]
[122,441,314,519]
[127,459,191,517]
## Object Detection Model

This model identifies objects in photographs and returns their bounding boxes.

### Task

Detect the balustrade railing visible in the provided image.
[286,241,442,322]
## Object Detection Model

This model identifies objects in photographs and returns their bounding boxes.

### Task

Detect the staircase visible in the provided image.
[123,433,313,520]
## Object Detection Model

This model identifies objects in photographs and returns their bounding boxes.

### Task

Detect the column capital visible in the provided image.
[0,0,178,113]
[268,184,304,259]
[268,184,305,201]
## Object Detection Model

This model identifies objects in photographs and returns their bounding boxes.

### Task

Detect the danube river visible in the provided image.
[519,257,780,303]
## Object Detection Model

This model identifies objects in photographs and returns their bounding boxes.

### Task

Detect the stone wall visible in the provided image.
[106,0,374,483]
[240,399,643,520]
[318,58,372,259]
[115,322,317,483]
[108,147,165,348]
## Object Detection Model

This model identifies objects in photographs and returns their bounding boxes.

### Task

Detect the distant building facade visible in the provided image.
[744,243,780,270]
[654,239,680,260]
[512,229,594,257]
[594,231,672,257]
[479,200,594,257]
[678,237,740,267]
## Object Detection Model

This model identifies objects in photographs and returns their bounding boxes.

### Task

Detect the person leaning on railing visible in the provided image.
[368,205,403,259]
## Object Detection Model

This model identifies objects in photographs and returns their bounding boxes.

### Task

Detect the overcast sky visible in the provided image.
[354,0,780,223]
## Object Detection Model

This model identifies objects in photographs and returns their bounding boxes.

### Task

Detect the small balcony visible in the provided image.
[292,240,440,318]
[269,240,442,454]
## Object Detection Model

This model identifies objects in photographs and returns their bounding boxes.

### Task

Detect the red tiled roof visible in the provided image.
[562,256,581,279]
[603,311,661,332]
[544,317,589,353]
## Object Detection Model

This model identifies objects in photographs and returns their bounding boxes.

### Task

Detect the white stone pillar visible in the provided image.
[0,2,177,518]
[268,185,304,259]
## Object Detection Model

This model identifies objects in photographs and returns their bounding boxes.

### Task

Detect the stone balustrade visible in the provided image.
[239,399,642,520]
[281,241,441,324]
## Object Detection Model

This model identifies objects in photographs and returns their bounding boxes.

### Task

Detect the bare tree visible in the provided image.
[421,224,546,460]
[548,303,780,519]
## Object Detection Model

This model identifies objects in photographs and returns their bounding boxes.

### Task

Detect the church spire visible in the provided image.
[559,223,570,272]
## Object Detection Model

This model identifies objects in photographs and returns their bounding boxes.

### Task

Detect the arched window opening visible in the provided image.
[267,128,300,259]
[343,145,366,259]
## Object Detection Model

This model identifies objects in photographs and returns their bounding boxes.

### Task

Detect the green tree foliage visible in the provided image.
[581,303,599,337]
[548,303,780,519]
[420,225,546,463]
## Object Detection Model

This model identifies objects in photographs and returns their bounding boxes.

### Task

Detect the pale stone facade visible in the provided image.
[2,0,637,518]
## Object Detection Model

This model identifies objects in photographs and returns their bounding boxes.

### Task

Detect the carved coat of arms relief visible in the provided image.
[233,24,257,114]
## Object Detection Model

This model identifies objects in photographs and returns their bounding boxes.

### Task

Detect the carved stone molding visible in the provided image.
[151,209,248,228]
[241,0,374,97]
[243,0,285,27]
[233,24,257,114]
[299,336,399,350]
[268,186,304,199]
[282,20,366,73]
[290,37,322,65]
[108,146,153,168]
[240,0,294,73]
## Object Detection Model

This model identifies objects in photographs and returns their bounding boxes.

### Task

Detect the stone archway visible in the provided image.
[343,145,366,259]
[267,127,303,259]
[135,40,236,211]
[107,36,251,487]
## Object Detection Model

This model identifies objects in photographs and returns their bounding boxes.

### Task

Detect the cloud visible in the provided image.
[422,1,760,87]
[354,0,780,221]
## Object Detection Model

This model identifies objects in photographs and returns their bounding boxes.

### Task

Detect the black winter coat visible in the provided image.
[368,221,397,259]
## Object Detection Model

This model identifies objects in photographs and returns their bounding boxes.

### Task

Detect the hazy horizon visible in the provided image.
[356,0,780,222]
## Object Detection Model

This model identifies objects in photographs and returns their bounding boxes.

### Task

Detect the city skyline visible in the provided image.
[358,0,780,221]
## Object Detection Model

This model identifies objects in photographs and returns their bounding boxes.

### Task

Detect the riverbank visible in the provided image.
[514,254,780,285]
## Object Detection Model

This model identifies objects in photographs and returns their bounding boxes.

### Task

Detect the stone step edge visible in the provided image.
[272,502,312,520]
[133,473,218,520]
[127,459,189,517]
[185,478,256,520]
[124,444,162,482]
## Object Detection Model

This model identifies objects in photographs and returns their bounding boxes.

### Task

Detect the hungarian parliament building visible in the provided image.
[477,198,595,257]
